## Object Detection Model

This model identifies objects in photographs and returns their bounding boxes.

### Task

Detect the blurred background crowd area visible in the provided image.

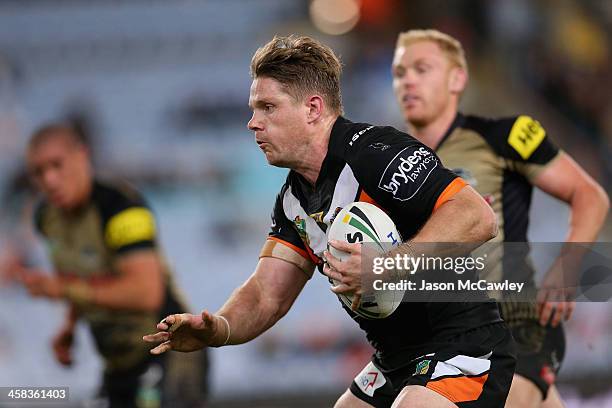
[0,0,610,406]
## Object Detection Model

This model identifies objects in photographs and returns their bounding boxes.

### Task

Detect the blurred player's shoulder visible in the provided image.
[33,178,151,236]
[92,178,150,214]
[459,113,556,163]
[460,113,520,144]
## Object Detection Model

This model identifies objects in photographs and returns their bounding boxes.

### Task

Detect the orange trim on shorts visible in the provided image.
[267,237,320,264]
[433,178,467,211]
[426,373,489,403]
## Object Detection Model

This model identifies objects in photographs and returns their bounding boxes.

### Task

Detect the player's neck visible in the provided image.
[61,176,94,215]
[407,107,458,150]
[294,115,337,187]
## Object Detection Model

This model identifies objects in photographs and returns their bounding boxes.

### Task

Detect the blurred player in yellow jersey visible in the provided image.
[16,124,208,407]
[391,29,609,408]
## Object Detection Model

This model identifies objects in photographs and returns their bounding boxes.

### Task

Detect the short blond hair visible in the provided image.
[250,35,343,115]
[396,29,468,74]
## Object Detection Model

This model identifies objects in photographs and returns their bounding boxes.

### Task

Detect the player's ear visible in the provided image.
[306,95,324,123]
[448,67,468,94]
[75,143,91,162]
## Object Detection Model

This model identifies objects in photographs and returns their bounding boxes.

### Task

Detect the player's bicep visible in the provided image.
[532,152,594,203]
[266,189,316,276]
[104,207,157,253]
[114,250,163,289]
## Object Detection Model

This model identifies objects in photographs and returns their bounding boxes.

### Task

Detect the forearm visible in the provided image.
[545,186,609,290]
[215,275,286,346]
[414,203,496,245]
[63,276,163,312]
[395,187,497,258]
[565,183,609,242]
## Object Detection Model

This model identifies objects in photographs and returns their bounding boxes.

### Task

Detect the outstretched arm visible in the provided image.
[144,255,311,353]
[19,250,165,312]
[532,152,609,325]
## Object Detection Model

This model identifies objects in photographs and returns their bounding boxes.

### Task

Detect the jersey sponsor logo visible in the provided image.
[378,146,438,201]
[508,115,546,159]
[349,126,374,146]
[105,207,156,249]
[355,362,386,397]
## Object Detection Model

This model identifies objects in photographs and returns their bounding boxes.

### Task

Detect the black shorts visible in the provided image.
[349,323,516,408]
[513,322,565,399]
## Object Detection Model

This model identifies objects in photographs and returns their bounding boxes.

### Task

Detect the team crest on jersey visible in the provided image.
[414,360,431,375]
[293,216,310,246]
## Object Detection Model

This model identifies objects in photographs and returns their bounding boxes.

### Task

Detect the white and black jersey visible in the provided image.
[267,117,503,366]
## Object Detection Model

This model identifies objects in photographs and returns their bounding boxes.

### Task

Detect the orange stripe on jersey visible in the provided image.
[267,237,320,264]
[358,189,377,205]
[358,190,386,213]
[426,373,489,403]
[433,177,467,211]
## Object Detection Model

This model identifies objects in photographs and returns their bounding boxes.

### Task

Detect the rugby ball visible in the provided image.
[326,201,403,319]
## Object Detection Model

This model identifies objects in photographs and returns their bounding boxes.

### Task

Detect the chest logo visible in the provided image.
[378,146,438,201]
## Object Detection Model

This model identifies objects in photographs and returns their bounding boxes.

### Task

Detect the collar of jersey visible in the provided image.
[434,112,467,151]
[292,116,352,190]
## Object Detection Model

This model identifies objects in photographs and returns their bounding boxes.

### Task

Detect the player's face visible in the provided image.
[247,77,309,168]
[27,136,91,210]
[392,41,458,127]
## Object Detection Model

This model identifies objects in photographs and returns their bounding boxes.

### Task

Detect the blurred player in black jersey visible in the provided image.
[391,29,609,408]
[145,35,516,408]
[17,124,208,408]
